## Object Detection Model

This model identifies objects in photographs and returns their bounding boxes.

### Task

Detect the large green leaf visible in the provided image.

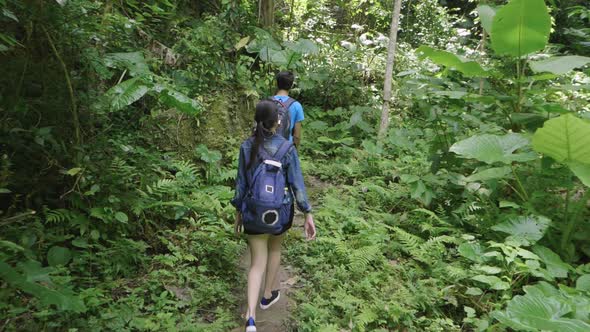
[492,215,551,245]
[464,166,512,183]
[458,242,488,263]
[104,51,150,77]
[285,38,319,55]
[576,275,590,292]
[154,84,203,115]
[114,212,128,223]
[246,29,281,58]
[450,133,537,164]
[569,163,590,187]
[416,46,490,77]
[262,49,301,68]
[532,114,590,164]
[533,245,571,279]
[47,246,72,266]
[105,77,150,112]
[525,282,590,323]
[493,292,590,331]
[247,37,281,54]
[19,260,52,283]
[195,144,222,164]
[490,0,551,57]
[477,5,497,33]
[0,261,86,312]
[471,275,510,290]
[529,56,590,75]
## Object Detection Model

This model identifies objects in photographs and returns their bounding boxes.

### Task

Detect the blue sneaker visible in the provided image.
[260,290,280,310]
[245,316,256,332]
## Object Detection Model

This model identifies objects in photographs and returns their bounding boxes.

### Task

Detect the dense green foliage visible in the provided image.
[1,0,590,331]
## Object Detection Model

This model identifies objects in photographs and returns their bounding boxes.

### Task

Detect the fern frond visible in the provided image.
[151,178,176,195]
[110,157,137,178]
[348,245,382,271]
[45,208,76,224]
[355,306,379,330]
[442,264,469,281]
[393,227,424,254]
[172,160,199,179]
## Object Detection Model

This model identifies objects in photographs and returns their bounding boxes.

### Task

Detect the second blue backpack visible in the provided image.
[243,140,293,234]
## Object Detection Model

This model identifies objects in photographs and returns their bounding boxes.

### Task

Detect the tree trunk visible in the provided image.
[259,0,274,28]
[378,0,403,140]
[478,29,487,94]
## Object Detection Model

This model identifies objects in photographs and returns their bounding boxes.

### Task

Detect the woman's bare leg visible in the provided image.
[263,233,285,298]
[246,234,269,320]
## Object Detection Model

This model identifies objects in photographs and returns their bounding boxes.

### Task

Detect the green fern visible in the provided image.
[414,236,450,264]
[441,264,469,281]
[45,208,76,224]
[110,157,138,179]
[348,245,383,271]
[148,178,176,196]
[172,160,199,182]
[354,306,379,330]
[393,227,424,254]
[393,227,458,265]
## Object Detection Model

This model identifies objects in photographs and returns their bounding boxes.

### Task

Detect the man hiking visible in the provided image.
[272,71,304,149]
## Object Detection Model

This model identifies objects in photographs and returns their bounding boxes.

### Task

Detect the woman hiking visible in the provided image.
[231,99,316,332]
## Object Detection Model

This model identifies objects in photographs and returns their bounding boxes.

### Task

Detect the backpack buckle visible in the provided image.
[263,160,282,168]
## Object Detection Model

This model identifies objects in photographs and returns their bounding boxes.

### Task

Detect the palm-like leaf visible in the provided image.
[492,215,551,245]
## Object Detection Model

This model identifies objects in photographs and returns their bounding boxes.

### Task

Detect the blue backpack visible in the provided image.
[242,139,293,234]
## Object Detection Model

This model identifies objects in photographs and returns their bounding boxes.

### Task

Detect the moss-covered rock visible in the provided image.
[143,91,256,159]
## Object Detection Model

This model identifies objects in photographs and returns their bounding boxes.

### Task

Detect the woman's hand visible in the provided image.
[234,211,242,237]
[304,213,316,241]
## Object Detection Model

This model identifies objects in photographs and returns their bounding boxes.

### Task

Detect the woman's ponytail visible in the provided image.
[248,121,265,169]
[247,100,279,170]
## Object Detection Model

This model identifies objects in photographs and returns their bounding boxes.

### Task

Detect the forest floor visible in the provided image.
[232,175,327,331]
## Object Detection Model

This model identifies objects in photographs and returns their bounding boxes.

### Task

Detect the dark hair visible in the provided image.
[276,71,295,90]
[248,99,279,169]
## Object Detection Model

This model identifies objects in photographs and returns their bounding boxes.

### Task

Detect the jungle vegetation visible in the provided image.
[1,0,590,331]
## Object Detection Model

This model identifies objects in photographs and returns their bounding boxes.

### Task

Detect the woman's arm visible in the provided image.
[286,147,312,213]
[230,146,247,210]
[286,147,316,240]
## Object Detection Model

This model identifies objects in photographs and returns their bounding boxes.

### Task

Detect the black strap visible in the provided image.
[282,97,296,110]
[273,97,296,110]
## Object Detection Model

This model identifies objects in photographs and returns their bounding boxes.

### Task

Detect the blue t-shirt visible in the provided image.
[273,95,304,142]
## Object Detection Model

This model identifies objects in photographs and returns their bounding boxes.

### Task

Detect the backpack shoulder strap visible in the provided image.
[273,140,293,162]
[258,145,273,161]
[282,97,296,110]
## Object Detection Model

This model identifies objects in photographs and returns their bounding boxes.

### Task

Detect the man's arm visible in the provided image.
[292,122,302,149]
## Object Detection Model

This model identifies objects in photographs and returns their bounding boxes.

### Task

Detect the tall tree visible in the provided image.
[378,0,403,140]
[259,0,274,28]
